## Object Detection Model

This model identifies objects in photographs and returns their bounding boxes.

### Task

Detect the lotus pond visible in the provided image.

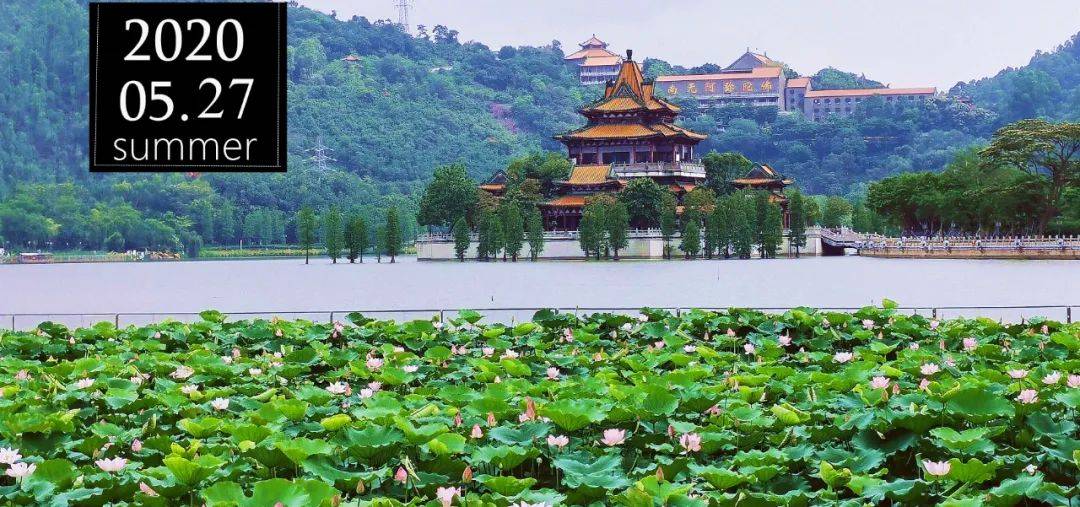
[0,304,1077,506]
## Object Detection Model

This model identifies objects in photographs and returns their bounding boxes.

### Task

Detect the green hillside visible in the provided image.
[0,0,1075,252]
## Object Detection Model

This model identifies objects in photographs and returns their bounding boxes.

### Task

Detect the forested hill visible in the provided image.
[0,0,1078,252]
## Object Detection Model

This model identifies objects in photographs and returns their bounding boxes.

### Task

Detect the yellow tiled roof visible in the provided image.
[567,165,612,184]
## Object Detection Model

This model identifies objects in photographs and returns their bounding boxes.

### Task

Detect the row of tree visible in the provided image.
[294,206,403,264]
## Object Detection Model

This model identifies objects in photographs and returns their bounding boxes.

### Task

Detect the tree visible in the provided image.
[821,196,853,229]
[702,151,753,195]
[500,202,524,261]
[579,202,605,260]
[606,200,630,260]
[384,206,401,263]
[682,188,717,223]
[761,204,783,259]
[345,213,367,263]
[787,189,808,257]
[297,207,317,264]
[733,196,755,259]
[980,119,1080,233]
[104,231,125,252]
[713,197,734,258]
[753,191,770,256]
[618,178,666,228]
[487,213,504,260]
[703,210,718,259]
[526,209,544,261]
[417,163,478,229]
[659,194,677,259]
[452,217,470,261]
[680,220,701,259]
[476,209,493,261]
[324,206,343,263]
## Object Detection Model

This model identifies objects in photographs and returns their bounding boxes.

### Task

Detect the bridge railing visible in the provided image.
[1,304,1073,331]
[820,229,1080,251]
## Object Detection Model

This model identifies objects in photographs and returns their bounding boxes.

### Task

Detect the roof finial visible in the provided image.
[626,49,633,61]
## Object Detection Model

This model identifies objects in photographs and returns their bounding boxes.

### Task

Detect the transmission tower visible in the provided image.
[305,137,336,171]
[394,0,412,35]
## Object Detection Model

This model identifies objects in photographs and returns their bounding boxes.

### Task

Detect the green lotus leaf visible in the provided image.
[475,474,538,496]
[275,437,335,465]
[425,432,466,456]
[945,389,1014,421]
[164,454,226,486]
[539,399,611,431]
[554,454,630,490]
[472,445,533,470]
[319,414,351,432]
[202,478,337,507]
[688,464,749,490]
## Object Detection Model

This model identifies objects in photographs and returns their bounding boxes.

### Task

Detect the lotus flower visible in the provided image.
[181,384,198,394]
[919,378,931,391]
[326,382,349,395]
[705,404,722,416]
[131,439,142,452]
[547,434,569,449]
[862,319,875,330]
[394,466,408,483]
[1068,374,1080,388]
[1007,369,1028,379]
[726,328,736,337]
[679,433,702,453]
[521,398,537,422]
[502,349,519,359]
[921,363,940,376]
[403,365,419,373]
[1024,464,1037,475]
[210,398,230,411]
[547,367,560,380]
[910,343,919,350]
[482,347,495,357]
[248,368,262,376]
[778,335,791,346]
[232,348,241,358]
[359,388,374,399]
[870,376,890,389]
[1042,371,1060,385]
[436,487,460,507]
[433,320,443,330]
[366,358,383,370]
[221,356,233,364]
[462,465,473,482]
[453,413,463,427]
[470,424,483,439]
[170,366,194,379]
[76,378,94,389]
[600,428,626,446]
[834,352,854,363]
[15,370,29,381]
[0,448,21,464]
[487,412,497,426]
[654,341,665,349]
[1040,324,1049,334]
[621,323,632,332]
[96,457,127,472]
[5,462,35,479]
[637,314,648,322]
[743,343,756,355]
[929,320,939,330]
[1015,389,1038,404]
[139,482,159,496]
[923,460,951,476]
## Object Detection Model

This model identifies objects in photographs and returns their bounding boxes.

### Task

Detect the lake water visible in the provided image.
[1,256,1077,328]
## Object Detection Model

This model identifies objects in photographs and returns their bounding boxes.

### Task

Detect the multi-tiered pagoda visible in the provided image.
[541,50,709,230]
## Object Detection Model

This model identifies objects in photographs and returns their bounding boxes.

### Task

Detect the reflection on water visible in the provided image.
[0,255,1076,328]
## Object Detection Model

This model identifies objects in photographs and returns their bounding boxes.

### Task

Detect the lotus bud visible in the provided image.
[487,412,497,426]
[394,466,408,484]
[462,465,473,482]
[355,479,366,494]
[667,425,675,438]
[454,413,463,427]
[656,466,665,482]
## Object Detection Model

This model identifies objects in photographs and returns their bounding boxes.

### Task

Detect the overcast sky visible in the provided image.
[297,0,1080,89]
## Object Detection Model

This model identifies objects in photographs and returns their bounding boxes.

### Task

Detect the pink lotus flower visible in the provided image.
[0,448,21,464]
[470,424,483,439]
[1015,389,1038,404]
[870,376,890,389]
[453,413,463,427]
[359,388,374,399]
[366,358,383,370]
[169,365,194,379]
[1042,372,1061,385]
[683,345,697,353]
[600,428,626,446]
[679,433,702,453]
[743,343,756,355]
[654,341,665,349]
[920,363,940,376]
[403,365,419,373]
[5,462,35,479]
[326,382,349,395]
[1068,374,1080,388]
[138,482,159,496]
[960,337,977,351]
[15,370,29,381]
[778,335,791,346]
[275,329,283,337]
[1007,369,1028,379]
[726,328,736,337]
[833,352,854,363]
[221,356,233,365]
[892,383,901,395]
[547,367,560,380]
[211,398,229,411]
[705,404,722,416]
[482,347,495,357]
[131,439,142,452]
[861,319,875,330]
[76,378,94,389]
[909,343,919,350]
[1040,324,1049,334]
[394,466,408,483]
[547,434,569,449]
[929,320,939,330]
[436,486,461,507]
[96,457,127,472]
[923,460,951,476]
[919,378,931,391]
[487,412,497,426]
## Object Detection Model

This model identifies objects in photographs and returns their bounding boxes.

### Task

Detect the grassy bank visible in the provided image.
[0,305,1076,505]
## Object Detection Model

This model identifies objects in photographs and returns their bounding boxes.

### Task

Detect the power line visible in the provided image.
[305,136,336,171]
[394,0,411,35]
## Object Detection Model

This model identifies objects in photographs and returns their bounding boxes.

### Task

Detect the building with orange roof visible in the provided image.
[803,87,937,121]
[564,35,624,85]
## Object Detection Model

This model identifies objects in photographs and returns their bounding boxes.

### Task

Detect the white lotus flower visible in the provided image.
[326,382,349,395]
[76,378,94,389]
[5,462,35,479]
[210,398,230,411]
[96,457,127,472]
[170,366,194,380]
[0,447,22,464]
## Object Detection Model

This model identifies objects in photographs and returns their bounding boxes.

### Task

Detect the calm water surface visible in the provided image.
[1,256,1077,326]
